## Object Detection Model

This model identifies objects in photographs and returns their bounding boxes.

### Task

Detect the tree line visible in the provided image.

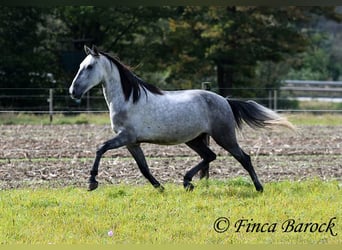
[1,6,341,107]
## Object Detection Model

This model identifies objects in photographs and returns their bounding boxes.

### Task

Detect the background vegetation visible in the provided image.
[1,6,342,108]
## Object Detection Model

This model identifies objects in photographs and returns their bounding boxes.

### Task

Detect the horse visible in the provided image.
[69,45,294,192]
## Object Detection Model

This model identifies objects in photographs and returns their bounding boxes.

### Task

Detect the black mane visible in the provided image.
[100,52,163,103]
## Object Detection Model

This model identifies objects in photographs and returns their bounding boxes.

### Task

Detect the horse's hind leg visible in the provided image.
[213,135,263,192]
[184,134,217,191]
[127,144,164,192]
[199,134,210,180]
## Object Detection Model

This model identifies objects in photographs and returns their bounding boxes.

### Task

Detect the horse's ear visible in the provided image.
[84,45,91,55]
[84,45,99,56]
[92,45,99,56]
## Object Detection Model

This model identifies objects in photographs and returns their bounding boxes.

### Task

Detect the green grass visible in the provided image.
[298,100,342,111]
[1,112,342,126]
[286,113,342,126]
[0,179,340,244]
[0,113,109,125]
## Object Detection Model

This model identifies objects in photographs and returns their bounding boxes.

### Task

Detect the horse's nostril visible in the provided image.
[69,87,78,99]
[70,87,76,97]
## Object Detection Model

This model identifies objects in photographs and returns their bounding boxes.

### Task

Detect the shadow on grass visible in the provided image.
[195,177,260,199]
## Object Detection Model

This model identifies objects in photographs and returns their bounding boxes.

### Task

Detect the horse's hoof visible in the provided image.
[256,185,264,193]
[88,181,98,191]
[156,185,165,193]
[184,182,194,192]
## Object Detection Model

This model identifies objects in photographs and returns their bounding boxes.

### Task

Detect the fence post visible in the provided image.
[273,89,278,111]
[201,82,211,91]
[86,91,90,111]
[268,89,272,109]
[201,82,211,179]
[48,88,53,123]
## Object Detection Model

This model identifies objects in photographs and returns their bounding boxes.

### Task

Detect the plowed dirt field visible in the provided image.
[1,124,341,189]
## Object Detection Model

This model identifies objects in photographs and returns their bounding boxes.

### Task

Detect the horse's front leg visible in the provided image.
[127,144,164,192]
[89,130,135,191]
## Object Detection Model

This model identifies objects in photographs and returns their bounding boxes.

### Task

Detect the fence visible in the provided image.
[0,87,107,113]
[1,81,342,119]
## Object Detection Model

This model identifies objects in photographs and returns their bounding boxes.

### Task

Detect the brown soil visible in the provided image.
[1,124,341,189]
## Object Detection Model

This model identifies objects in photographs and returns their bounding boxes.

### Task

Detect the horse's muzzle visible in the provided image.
[69,85,82,100]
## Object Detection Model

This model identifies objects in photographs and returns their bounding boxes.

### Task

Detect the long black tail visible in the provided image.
[227,99,295,130]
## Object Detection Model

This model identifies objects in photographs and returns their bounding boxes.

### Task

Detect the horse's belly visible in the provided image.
[137,122,206,145]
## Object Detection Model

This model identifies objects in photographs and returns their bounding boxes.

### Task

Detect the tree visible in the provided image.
[54,7,173,66]
[0,7,59,108]
[164,7,342,97]
[285,11,342,81]
[0,7,54,88]
[1,6,341,110]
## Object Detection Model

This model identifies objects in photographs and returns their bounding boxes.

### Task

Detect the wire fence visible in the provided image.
[1,83,342,116]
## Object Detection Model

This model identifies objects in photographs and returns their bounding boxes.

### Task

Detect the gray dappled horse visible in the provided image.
[69,45,294,192]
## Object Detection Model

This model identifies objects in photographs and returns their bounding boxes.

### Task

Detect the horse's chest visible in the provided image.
[111,111,128,131]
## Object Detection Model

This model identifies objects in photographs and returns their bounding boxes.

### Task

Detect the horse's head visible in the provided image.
[69,45,105,100]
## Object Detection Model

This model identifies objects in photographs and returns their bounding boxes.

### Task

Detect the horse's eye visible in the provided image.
[86,65,93,70]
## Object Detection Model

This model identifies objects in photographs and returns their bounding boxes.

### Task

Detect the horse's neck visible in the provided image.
[102,66,128,115]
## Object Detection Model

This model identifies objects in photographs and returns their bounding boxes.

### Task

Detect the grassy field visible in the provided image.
[297,100,342,111]
[0,113,109,125]
[1,112,342,126]
[286,113,342,126]
[0,179,340,244]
